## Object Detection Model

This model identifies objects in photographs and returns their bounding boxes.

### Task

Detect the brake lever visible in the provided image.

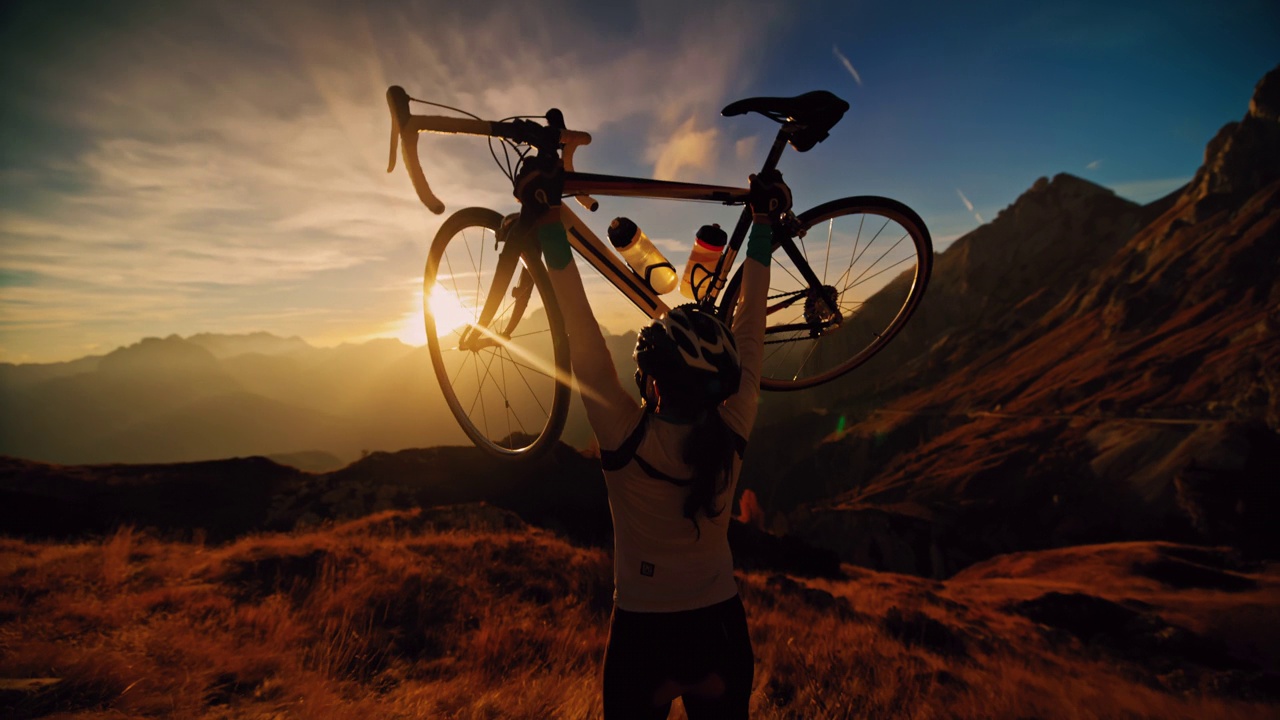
[386,86,405,173]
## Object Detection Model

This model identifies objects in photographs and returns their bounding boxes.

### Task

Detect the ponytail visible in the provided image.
[680,408,737,538]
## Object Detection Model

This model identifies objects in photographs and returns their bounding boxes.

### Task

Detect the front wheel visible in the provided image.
[720,196,933,391]
[425,207,570,459]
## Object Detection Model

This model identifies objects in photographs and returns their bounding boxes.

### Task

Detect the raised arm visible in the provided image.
[721,171,789,435]
[517,159,640,450]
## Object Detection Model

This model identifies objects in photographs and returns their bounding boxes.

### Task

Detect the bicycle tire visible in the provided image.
[719,196,933,391]
[425,207,570,459]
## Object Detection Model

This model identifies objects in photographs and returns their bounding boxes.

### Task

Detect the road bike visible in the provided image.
[386,86,933,460]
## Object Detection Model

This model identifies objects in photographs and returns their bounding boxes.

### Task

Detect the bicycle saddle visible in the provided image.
[721,91,850,151]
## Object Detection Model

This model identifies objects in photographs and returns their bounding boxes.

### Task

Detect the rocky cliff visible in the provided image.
[774,66,1280,577]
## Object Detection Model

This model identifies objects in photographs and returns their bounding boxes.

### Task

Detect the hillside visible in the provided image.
[1,511,1274,718]
[754,66,1280,576]
[0,443,842,580]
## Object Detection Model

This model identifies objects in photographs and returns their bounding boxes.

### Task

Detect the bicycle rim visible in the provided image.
[722,196,933,391]
[425,207,570,458]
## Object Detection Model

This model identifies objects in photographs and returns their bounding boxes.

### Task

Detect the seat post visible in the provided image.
[759,129,790,174]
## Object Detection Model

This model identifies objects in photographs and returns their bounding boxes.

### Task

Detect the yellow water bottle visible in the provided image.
[680,224,728,300]
[607,217,678,294]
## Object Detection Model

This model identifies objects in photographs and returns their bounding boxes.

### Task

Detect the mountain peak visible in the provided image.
[98,335,222,377]
[1248,64,1280,122]
[1184,64,1280,205]
[186,332,313,359]
[983,171,1134,234]
[1019,172,1117,207]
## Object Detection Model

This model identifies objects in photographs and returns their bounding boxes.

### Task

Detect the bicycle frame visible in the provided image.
[386,86,827,344]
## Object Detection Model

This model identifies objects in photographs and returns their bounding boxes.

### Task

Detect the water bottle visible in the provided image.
[680,223,728,300]
[607,217,678,294]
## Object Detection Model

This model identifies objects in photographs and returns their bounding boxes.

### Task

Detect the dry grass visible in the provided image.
[1,511,1275,719]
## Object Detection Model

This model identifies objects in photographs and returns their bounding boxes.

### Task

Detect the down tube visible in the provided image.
[559,209,671,321]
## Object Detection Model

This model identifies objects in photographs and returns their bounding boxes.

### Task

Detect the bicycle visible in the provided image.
[386,85,933,460]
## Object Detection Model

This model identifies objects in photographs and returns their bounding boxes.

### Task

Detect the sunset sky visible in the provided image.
[2,0,1276,364]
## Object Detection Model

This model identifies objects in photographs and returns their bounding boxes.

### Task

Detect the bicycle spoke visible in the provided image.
[462,227,482,309]
[762,306,809,368]
[791,336,823,382]
[836,216,888,290]
[823,218,834,285]
[509,327,553,340]
[846,253,914,291]
[775,259,805,289]
[847,233,908,289]
[493,351,559,383]
[504,346,551,418]
[476,227,486,328]
[500,346,513,447]
[443,345,476,388]
[468,347,490,435]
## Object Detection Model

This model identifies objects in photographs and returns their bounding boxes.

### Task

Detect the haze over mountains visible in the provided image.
[0,328,640,470]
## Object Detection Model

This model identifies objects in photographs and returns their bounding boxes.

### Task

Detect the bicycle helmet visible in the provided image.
[634,304,741,407]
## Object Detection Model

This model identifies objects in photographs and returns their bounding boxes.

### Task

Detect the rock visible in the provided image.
[1185,65,1280,204]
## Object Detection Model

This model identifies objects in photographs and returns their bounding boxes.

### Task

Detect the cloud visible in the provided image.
[833,45,863,87]
[956,188,984,224]
[1086,159,1102,170]
[0,1,774,362]
[649,117,720,180]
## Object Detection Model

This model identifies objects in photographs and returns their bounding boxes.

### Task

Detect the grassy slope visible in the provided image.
[1,509,1275,720]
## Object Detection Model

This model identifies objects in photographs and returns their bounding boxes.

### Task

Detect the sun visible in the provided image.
[392,285,474,346]
[426,284,476,336]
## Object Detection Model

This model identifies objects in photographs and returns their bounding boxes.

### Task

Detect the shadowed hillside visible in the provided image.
[740,66,1280,577]
[0,446,841,579]
[1,511,1275,719]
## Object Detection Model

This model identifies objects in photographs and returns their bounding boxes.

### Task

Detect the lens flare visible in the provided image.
[426,284,475,337]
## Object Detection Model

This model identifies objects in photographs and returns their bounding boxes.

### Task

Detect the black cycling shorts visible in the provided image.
[602,594,753,719]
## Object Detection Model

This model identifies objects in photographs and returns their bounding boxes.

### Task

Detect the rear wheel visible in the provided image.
[424,207,570,458]
[720,196,932,390]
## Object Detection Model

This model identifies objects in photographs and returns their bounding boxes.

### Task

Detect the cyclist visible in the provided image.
[520,162,787,719]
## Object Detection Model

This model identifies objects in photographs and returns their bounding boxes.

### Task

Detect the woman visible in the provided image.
[530,167,786,719]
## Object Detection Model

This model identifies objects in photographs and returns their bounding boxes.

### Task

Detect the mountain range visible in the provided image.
[1,66,1277,582]
[0,329,637,470]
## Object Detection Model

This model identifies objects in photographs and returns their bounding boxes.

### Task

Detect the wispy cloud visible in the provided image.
[956,188,984,224]
[1086,159,1103,170]
[0,1,774,362]
[832,45,863,87]
[649,116,720,180]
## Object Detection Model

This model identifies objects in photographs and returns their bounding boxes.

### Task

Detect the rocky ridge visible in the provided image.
[776,66,1280,577]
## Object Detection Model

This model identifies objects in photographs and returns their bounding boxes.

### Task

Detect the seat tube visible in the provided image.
[759,129,790,174]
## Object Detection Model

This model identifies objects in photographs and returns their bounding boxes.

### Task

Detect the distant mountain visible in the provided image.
[186,331,314,359]
[0,327,641,467]
[755,65,1280,576]
[0,333,445,465]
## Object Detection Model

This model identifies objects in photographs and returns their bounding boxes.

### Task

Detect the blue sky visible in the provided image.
[1,0,1276,363]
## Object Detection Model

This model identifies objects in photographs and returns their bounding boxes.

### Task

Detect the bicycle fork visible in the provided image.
[457,215,537,352]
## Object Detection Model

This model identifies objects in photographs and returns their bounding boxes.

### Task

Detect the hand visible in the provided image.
[514,155,564,211]
[748,169,791,221]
